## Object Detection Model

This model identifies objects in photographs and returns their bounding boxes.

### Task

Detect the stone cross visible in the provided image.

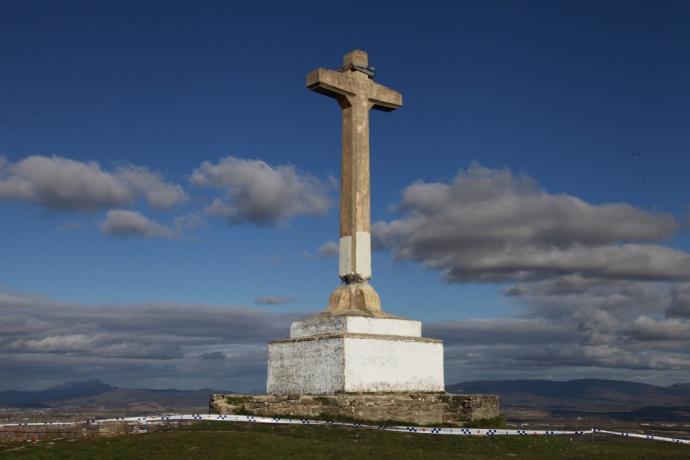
[307,50,402,317]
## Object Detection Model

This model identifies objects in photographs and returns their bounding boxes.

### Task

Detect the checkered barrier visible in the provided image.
[1,414,689,445]
[594,429,690,445]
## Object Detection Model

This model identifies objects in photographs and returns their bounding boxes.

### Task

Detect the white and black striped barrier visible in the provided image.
[1,414,688,445]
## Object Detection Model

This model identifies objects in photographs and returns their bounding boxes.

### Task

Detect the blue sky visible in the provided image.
[1,0,689,391]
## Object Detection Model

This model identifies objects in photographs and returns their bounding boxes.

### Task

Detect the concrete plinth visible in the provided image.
[210,393,500,425]
[267,315,444,395]
[290,315,422,338]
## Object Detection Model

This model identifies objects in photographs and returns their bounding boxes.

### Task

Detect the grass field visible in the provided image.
[1,421,689,459]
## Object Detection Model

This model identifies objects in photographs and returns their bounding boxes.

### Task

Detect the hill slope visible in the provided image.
[0,380,226,416]
[448,379,690,421]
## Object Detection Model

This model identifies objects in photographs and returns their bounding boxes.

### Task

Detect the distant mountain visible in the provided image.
[449,378,685,402]
[448,379,690,421]
[0,380,113,407]
[669,382,690,390]
[0,380,227,414]
[5,378,690,422]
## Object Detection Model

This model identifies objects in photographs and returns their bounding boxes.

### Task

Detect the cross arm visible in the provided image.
[306,68,358,100]
[368,81,403,112]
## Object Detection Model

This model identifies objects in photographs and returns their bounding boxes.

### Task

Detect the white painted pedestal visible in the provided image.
[267,315,444,395]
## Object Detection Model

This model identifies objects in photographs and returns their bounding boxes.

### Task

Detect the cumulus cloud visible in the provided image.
[191,156,331,227]
[99,210,204,239]
[317,241,339,258]
[374,164,687,282]
[0,291,299,391]
[429,274,690,384]
[0,156,131,210]
[504,275,674,319]
[2,282,690,390]
[114,165,187,209]
[629,316,690,341]
[667,283,690,318]
[100,210,175,239]
[254,296,295,305]
[0,155,186,211]
[391,166,690,383]
[302,241,339,260]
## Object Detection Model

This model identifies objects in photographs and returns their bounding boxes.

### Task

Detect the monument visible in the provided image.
[211,51,498,424]
[267,50,444,394]
[308,49,400,318]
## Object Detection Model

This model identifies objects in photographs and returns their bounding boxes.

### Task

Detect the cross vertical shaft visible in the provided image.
[340,91,372,282]
[307,50,402,317]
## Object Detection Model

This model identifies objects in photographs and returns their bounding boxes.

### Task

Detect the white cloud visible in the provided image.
[374,164,687,282]
[100,209,174,239]
[12,334,102,353]
[0,155,185,211]
[369,165,690,384]
[2,284,690,390]
[0,291,299,391]
[191,156,331,226]
[172,213,205,234]
[0,155,131,210]
[431,277,690,383]
[667,283,690,318]
[317,241,339,258]
[99,210,204,240]
[115,165,187,209]
[630,316,690,341]
[301,241,339,260]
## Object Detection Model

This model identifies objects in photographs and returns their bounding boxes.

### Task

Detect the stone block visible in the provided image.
[267,333,444,394]
[269,315,442,395]
[290,315,421,339]
[210,393,500,425]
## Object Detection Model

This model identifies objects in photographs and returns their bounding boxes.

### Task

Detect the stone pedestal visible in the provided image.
[209,393,500,425]
[267,315,444,395]
[210,314,500,425]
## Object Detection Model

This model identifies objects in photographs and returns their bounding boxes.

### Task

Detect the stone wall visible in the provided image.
[0,422,131,442]
[209,393,499,426]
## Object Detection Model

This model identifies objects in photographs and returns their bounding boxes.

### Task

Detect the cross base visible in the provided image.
[267,316,444,394]
[327,281,393,318]
[210,392,500,426]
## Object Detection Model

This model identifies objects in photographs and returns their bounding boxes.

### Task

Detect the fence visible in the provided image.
[1,413,689,445]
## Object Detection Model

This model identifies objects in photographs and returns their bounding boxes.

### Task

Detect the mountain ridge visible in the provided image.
[448,378,690,421]
[0,379,225,409]
[3,378,690,421]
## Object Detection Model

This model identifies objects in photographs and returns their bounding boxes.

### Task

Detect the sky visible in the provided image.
[1,0,689,391]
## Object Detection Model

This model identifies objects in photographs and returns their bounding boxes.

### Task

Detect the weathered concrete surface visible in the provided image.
[210,393,499,425]
[327,282,384,317]
[290,314,421,339]
[269,315,444,395]
[308,50,402,317]
[267,333,444,395]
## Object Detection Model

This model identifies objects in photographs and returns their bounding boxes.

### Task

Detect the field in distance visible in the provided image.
[1,421,689,460]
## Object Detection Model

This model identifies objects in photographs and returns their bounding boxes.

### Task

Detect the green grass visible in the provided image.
[1,421,688,459]
[462,416,507,429]
[224,396,251,405]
